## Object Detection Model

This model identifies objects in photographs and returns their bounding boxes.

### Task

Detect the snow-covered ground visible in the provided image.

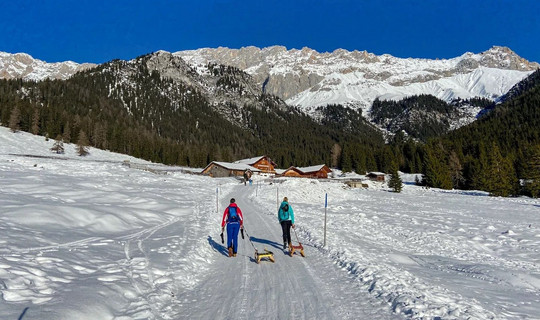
[1,126,539,319]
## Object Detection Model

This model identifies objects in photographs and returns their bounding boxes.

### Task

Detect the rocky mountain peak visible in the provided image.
[478,46,538,70]
[0,51,96,81]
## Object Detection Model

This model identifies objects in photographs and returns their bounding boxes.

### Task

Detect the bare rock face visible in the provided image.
[478,46,538,70]
[143,51,276,112]
[144,51,202,88]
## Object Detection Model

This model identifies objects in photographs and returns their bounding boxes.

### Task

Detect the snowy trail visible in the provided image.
[173,184,397,320]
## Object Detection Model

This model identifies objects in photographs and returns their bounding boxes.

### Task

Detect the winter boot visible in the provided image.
[228,247,233,257]
[283,242,287,250]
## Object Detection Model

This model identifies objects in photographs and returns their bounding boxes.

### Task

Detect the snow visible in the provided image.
[175,46,537,120]
[287,67,533,115]
[296,164,327,173]
[1,126,539,319]
[234,155,266,165]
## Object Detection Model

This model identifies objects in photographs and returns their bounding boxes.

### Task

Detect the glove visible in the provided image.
[241,228,245,239]
[220,232,224,244]
[292,224,295,229]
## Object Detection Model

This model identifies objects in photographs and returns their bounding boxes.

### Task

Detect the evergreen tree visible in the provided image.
[388,162,403,192]
[422,142,452,189]
[448,151,465,189]
[340,144,353,172]
[9,105,21,132]
[77,130,90,156]
[485,143,517,197]
[31,108,40,135]
[62,121,71,143]
[51,135,65,154]
[524,145,540,198]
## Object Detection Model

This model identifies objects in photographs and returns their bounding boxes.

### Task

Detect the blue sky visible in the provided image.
[1,0,539,64]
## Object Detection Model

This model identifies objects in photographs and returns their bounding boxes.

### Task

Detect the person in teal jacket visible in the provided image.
[278,197,295,250]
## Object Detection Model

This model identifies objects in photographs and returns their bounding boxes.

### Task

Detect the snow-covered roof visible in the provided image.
[234,156,265,165]
[367,172,385,176]
[296,164,330,173]
[210,161,261,172]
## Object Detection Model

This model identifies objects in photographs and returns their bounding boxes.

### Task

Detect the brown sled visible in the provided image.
[289,228,305,257]
[288,242,305,257]
[255,249,275,264]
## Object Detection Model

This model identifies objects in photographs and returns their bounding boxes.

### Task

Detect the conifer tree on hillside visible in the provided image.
[449,151,465,189]
[485,143,518,197]
[77,131,90,156]
[51,135,65,154]
[524,145,540,198]
[9,105,21,133]
[62,121,71,143]
[340,144,353,173]
[422,143,452,190]
[466,143,490,191]
[31,108,40,135]
[388,162,403,193]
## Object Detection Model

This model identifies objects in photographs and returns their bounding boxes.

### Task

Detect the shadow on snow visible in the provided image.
[207,235,229,257]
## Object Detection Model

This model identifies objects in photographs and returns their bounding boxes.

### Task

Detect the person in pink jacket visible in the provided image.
[221,198,244,257]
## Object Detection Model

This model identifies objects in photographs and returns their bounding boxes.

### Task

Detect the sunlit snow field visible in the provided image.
[1,126,539,319]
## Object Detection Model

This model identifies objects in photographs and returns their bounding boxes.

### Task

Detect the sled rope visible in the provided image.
[242,227,258,251]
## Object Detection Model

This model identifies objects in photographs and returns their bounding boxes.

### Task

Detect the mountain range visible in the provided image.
[1,46,539,196]
[175,46,538,113]
[2,46,538,135]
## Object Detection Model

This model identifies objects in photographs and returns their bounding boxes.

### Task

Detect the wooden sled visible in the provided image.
[289,242,305,257]
[255,249,275,264]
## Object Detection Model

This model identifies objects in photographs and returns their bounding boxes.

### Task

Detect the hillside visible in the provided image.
[416,70,540,195]
[0,52,384,169]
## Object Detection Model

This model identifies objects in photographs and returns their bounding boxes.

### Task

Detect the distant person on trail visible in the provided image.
[221,198,244,257]
[243,169,252,186]
[278,197,295,250]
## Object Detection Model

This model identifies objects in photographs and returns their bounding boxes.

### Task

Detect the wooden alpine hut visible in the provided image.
[366,172,386,182]
[201,161,261,178]
[296,164,332,179]
[281,164,332,179]
[281,166,304,178]
[234,156,276,175]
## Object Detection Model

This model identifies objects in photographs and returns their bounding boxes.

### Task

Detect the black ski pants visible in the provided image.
[280,220,293,244]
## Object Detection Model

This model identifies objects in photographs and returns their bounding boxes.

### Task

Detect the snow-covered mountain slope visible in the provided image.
[175,46,539,116]
[1,126,540,319]
[0,51,96,81]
